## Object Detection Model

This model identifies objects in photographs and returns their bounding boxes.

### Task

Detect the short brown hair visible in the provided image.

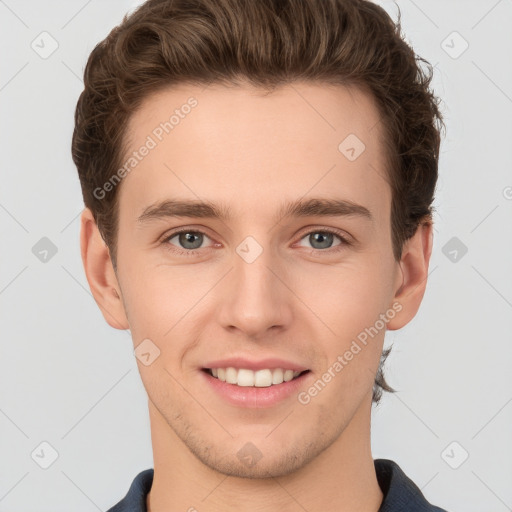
[71,0,445,404]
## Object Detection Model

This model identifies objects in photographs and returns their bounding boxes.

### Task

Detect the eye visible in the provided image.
[296,228,351,252]
[162,228,215,257]
[161,226,352,257]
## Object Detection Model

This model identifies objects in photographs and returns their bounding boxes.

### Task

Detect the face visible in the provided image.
[111,81,402,478]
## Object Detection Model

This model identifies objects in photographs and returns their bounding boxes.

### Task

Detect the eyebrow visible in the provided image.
[136,197,373,225]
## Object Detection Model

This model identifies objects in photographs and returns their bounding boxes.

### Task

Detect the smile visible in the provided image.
[204,367,309,387]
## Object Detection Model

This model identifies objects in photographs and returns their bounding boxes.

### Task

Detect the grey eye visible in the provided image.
[174,231,205,250]
[308,232,335,249]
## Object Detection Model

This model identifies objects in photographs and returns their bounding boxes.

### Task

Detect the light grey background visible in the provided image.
[1,0,511,510]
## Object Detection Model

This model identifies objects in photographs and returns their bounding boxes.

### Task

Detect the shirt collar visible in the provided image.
[374,459,448,511]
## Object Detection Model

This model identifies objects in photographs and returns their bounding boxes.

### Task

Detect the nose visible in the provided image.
[216,242,293,339]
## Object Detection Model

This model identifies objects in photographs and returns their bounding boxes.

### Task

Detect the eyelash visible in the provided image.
[161,227,352,258]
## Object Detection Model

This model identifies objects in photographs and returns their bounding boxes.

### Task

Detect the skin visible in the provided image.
[81,80,433,512]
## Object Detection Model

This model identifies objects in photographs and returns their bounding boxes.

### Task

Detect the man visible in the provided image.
[72,0,448,510]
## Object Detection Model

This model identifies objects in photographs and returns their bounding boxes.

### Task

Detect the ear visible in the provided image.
[80,207,129,330]
[387,220,434,330]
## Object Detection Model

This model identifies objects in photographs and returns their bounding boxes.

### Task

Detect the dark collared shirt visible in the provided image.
[106,458,450,511]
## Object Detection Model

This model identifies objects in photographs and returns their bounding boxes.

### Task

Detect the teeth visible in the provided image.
[254,369,272,387]
[283,369,294,382]
[237,368,255,386]
[272,368,284,384]
[209,367,303,387]
[226,367,238,384]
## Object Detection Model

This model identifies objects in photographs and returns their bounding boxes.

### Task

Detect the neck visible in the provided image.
[146,392,383,512]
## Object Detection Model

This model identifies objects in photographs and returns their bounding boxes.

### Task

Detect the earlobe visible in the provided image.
[387,221,434,331]
[80,208,129,330]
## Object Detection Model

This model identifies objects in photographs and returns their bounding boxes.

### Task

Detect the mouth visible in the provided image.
[202,367,311,387]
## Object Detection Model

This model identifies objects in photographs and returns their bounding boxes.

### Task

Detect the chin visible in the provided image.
[196,446,315,479]
[180,427,332,480]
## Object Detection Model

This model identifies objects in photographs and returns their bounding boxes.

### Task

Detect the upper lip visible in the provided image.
[202,357,309,372]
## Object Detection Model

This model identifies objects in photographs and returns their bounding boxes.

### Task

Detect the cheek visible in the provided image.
[118,260,216,368]
[117,258,178,339]
[291,254,392,397]
[118,230,395,352]
[295,256,392,336]
[126,278,187,337]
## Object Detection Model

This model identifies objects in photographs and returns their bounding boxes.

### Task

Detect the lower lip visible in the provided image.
[200,370,311,408]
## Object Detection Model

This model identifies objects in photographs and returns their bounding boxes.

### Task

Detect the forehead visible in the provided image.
[118,80,391,226]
